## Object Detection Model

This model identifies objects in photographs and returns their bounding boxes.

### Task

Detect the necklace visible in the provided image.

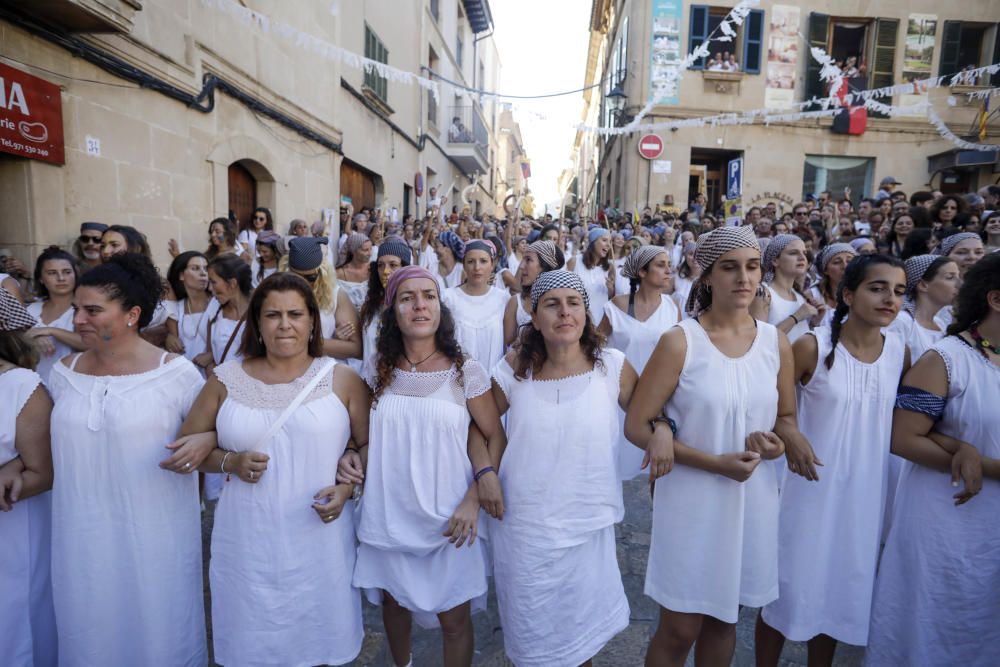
[970,326,1000,356]
[403,349,438,372]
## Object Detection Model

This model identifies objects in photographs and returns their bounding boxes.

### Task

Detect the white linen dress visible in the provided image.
[572,258,614,324]
[671,275,694,319]
[865,336,1000,666]
[48,354,206,667]
[490,350,630,666]
[209,305,246,366]
[339,278,369,311]
[765,285,810,343]
[0,368,57,667]
[354,361,491,627]
[762,328,906,645]
[211,358,363,667]
[444,286,508,370]
[646,318,781,622]
[603,295,680,480]
[166,297,214,367]
[26,301,74,385]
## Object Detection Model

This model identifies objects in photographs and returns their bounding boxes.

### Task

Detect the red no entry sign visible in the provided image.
[638,134,663,160]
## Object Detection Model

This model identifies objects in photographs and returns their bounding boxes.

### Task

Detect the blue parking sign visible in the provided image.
[727,158,743,200]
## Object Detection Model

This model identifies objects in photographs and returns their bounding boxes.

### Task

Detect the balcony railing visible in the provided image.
[447,106,489,151]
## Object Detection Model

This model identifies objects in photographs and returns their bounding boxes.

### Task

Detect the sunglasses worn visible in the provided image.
[79,235,102,244]
[299,272,319,283]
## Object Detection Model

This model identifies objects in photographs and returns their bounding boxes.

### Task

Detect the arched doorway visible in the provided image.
[228,162,257,233]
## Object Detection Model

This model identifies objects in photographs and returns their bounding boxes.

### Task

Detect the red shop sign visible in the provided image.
[0,62,64,166]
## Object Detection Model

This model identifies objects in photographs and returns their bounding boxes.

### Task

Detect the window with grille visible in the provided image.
[364,24,389,103]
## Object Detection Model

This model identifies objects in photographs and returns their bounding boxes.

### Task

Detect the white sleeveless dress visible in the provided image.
[514,294,532,329]
[490,350,630,666]
[167,297,214,367]
[48,354,206,667]
[645,318,781,622]
[354,361,491,627]
[888,310,944,362]
[765,284,810,343]
[672,275,694,319]
[26,301,74,386]
[211,358,363,666]
[572,259,613,324]
[603,295,680,480]
[0,368,57,667]
[443,286,508,371]
[339,278,368,311]
[866,336,1000,666]
[209,304,246,366]
[762,328,906,645]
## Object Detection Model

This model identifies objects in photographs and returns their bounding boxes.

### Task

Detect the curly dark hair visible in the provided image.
[78,252,164,329]
[239,272,324,359]
[825,254,905,370]
[930,194,967,225]
[371,300,465,404]
[512,313,606,380]
[947,252,1000,337]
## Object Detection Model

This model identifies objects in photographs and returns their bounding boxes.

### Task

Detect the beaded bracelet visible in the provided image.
[474,466,495,482]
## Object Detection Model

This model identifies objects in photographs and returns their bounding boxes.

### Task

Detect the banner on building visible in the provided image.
[0,62,64,165]
[650,0,684,106]
[764,5,800,109]
[901,14,936,105]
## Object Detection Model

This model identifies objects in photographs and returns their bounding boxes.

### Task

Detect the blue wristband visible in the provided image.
[474,466,495,482]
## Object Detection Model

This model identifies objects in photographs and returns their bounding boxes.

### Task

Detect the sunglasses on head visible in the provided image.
[79,235,102,244]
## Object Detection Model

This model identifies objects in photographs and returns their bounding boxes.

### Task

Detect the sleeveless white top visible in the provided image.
[572,257,613,324]
[888,310,944,362]
[443,286,508,370]
[765,284,810,342]
[167,296,214,365]
[867,336,1000,666]
[763,328,906,645]
[339,278,368,310]
[210,303,246,366]
[645,318,781,623]
[210,358,362,666]
[672,275,694,319]
[48,354,206,667]
[26,300,74,385]
[604,295,681,480]
[0,368,56,667]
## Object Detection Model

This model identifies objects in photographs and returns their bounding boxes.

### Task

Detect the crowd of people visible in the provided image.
[0,179,998,667]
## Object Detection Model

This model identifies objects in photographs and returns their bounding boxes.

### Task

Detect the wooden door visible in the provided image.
[228,162,256,232]
[340,160,376,211]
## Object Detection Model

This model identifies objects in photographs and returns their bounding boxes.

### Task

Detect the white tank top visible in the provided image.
[765,285,810,343]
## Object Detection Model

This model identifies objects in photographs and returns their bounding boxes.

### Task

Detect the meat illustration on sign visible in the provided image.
[18,120,48,143]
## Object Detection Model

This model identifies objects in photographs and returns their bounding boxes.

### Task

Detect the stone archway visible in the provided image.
[207,135,282,223]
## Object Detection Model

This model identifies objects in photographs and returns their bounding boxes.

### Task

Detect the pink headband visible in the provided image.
[384,265,439,305]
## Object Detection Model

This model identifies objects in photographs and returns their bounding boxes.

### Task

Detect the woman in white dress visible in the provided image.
[568,228,617,323]
[0,290,56,667]
[180,272,370,666]
[283,236,362,362]
[252,229,282,287]
[503,240,565,347]
[751,235,819,344]
[624,225,797,667]
[672,240,699,318]
[195,254,252,375]
[48,253,210,667]
[357,240,412,376]
[24,247,83,385]
[756,255,909,666]
[164,251,212,366]
[890,255,959,362]
[336,232,372,309]
[237,206,274,267]
[339,265,505,667]
[443,239,508,370]
[490,270,637,666]
[598,245,681,481]
[866,253,1000,666]
[807,243,856,329]
[426,230,465,289]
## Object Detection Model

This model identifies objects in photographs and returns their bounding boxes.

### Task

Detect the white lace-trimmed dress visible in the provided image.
[444,286,508,370]
[211,358,363,667]
[354,361,491,627]
[603,295,680,480]
[26,301,74,386]
[762,328,906,645]
[646,318,781,623]
[0,368,57,667]
[490,350,630,666]
[866,336,1000,667]
[48,354,206,667]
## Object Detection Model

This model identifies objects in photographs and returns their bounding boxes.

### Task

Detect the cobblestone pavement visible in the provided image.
[202,479,865,666]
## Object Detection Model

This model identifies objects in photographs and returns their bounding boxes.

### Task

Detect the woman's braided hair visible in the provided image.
[825,254,905,370]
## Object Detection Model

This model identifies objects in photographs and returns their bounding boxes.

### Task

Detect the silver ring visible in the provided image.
[183,462,192,470]
[249,470,255,481]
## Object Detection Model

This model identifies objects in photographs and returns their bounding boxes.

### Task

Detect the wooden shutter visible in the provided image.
[689,5,709,70]
[992,24,1000,86]
[869,18,899,119]
[742,9,764,74]
[938,21,962,78]
[804,13,830,110]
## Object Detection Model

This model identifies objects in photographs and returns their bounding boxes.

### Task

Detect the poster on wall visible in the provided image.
[901,14,936,106]
[764,5,800,109]
[650,0,684,106]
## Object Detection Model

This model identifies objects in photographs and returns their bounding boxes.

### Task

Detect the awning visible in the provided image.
[928,149,999,174]
[462,0,493,33]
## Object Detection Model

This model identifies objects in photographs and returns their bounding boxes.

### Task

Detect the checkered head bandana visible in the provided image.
[526,240,562,272]
[530,269,590,312]
[685,225,760,317]
[903,254,940,316]
[621,245,668,281]
[815,243,857,274]
[936,232,980,258]
[761,234,800,283]
[0,287,36,332]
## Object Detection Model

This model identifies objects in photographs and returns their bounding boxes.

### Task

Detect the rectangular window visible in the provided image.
[428,47,439,125]
[802,156,873,203]
[688,5,763,73]
[939,21,999,85]
[364,24,389,103]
